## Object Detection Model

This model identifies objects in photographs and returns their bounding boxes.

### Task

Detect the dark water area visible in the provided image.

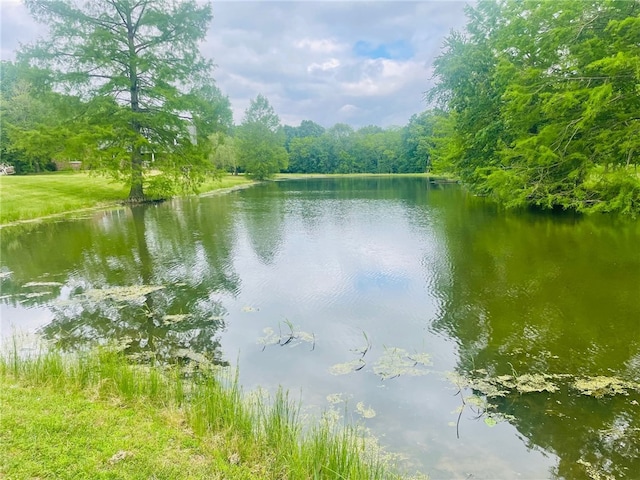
[1,177,639,479]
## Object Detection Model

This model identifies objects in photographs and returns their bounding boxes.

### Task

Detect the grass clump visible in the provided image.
[1,347,400,479]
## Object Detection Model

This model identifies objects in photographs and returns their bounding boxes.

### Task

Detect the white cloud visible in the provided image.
[339,104,360,115]
[341,59,426,97]
[1,1,471,127]
[307,58,340,73]
[294,38,344,54]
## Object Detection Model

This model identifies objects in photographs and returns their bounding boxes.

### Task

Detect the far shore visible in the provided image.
[0,172,450,227]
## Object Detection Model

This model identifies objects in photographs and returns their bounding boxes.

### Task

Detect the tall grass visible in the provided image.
[1,346,399,479]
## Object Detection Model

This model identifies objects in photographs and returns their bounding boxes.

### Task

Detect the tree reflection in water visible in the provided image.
[1,198,241,366]
[426,190,640,479]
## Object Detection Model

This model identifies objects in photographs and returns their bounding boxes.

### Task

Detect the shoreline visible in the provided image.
[0,178,258,229]
[1,173,455,228]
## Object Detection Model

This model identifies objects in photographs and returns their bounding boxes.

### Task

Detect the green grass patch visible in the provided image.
[1,347,407,479]
[198,174,254,195]
[0,172,128,225]
[0,172,255,225]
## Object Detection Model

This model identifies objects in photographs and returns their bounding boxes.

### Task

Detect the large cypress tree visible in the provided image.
[21,0,231,201]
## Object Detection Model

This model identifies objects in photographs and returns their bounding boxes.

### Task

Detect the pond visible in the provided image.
[1,177,639,479]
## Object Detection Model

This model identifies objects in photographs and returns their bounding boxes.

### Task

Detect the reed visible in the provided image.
[1,346,402,479]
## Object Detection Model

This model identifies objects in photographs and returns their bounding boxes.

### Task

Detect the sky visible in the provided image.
[0,0,470,128]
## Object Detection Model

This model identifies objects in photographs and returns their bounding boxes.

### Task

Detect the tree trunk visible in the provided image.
[126,9,145,203]
[128,148,145,202]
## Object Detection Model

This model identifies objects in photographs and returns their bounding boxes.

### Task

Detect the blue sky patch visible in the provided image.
[353,40,414,60]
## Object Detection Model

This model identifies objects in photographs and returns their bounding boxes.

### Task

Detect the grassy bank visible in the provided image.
[275,173,455,181]
[0,172,254,225]
[1,348,405,480]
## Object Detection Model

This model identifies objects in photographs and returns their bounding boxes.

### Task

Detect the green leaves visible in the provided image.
[236,95,288,180]
[19,0,228,201]
[429,0,640,215]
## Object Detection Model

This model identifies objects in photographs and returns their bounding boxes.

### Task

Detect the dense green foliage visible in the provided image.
[4,0,637,215]
[236,95,288,180]
[429,0,640,215]
[17,0,232,201]
[284,117,432,174]
[0,61,67,174]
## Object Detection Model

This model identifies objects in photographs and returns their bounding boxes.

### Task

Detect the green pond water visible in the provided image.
[1,177,639,479]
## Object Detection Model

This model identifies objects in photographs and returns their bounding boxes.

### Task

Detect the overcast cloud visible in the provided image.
[0,0,470,128]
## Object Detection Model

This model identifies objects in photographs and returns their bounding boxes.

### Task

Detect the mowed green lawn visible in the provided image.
[0,172,253,225]
[0,172,128,224]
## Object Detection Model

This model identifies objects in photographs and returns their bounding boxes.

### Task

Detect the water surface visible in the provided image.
[2,177,639,479]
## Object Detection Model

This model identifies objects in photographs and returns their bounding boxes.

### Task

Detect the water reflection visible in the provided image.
[1,198,241,364]
[1,178,639,478]
[238,183,286,265]
[429,189,640,479]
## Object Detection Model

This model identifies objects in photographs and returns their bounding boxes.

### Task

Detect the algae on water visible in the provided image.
[257,322,315,350]
[572,376,640,398]
[82,285,164,303]
[330,358,365,376]
[449,369,639,399]
[373,347,431,380]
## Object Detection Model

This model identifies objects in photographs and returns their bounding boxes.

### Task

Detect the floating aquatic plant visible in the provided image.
[329,359,366,376]
[572,376,640,398]
[577,459,615,480]
[82,285,164,303]
[257,321,315,351]
[450,368,639,401]
[257,327,281,349]
[502,373,560,394]
[350,331,372,358]
[447,367,640,439]
[372,347,431,380]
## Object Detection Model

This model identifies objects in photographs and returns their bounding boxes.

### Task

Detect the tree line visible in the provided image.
[1,0,638,214]
[209,111,434,177]
[427,0,640,215]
